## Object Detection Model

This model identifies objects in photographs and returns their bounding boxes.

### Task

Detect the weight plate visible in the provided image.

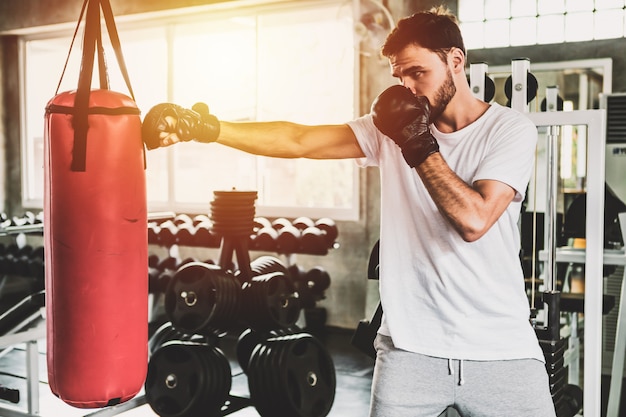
[276,334,336,417]
[265,273,301,329]
[164,262,222,334]
[145,342,210,417]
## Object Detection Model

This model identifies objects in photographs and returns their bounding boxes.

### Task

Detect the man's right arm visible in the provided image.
[142,102,365,160]
[217,120,365,160]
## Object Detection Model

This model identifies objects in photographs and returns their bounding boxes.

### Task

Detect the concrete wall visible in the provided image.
[3,0,625,329]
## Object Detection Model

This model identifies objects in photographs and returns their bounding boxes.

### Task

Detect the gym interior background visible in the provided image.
[1,0,626,416]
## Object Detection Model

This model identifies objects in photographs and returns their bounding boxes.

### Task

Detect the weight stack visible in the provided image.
[539,337,568,409]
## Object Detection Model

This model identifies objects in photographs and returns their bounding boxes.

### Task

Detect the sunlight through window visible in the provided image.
[460,0,626,49]
[21,1,358,220]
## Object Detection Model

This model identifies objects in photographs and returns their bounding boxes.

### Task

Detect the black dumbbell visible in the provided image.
[315,218,338,248]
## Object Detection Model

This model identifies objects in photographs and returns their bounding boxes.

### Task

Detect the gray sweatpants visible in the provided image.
[369,334,557,417]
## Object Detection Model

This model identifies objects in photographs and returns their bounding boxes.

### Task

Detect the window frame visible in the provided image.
[18,0,361,221]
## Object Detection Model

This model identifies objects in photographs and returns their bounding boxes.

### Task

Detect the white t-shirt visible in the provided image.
[348,103,544,362]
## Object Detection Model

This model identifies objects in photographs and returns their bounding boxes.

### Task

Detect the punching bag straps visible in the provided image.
[55,0,88,96]
[100,0,136,101]
[99,0,145,168]
[72,0,100,172]
[96,25,110,90]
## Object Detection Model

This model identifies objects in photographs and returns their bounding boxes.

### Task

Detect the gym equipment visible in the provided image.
[352,303,382,360]
[235,328,267,374]
[250,226,279,252]
[148,322,186,355]
[191,221,222,248]
[165,261,241,335]
[145,340,232,417]
[248,255,290,277]
[143,190,336,416]
[241,271,301,330]
[504,58,538,111]
[247,333,336,417]
[539,84,565,114]
[43,0,147,407]
[156,221,178,247]
[300,227,328,255]
[529,118,584,416]
[150,213,339,256]
[276,224,302,254]
[351,240,381,359]
[292,216,316,230]
[469,62,495,102]
[528,107,607,416]
[0,292,45,416]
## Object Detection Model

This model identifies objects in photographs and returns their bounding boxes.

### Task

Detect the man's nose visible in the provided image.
[400,81,417,96]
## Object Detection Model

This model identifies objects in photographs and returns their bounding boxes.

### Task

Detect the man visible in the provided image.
[142,7,555,417]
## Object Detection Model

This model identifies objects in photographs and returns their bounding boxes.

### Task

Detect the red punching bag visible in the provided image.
[43,0,147,408]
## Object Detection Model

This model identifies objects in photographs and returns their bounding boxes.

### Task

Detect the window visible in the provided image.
[459,0,626,49]
[20,0,359,220]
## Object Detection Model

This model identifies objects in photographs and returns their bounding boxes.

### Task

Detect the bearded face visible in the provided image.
[428,65,456,122]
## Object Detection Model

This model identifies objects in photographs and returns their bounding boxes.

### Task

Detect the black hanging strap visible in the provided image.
[61,0,137,171]
[71,0,100,171]
[100,0,135,101]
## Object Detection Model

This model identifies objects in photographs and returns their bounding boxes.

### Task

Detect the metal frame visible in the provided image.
[0,323,45,417]
[527,109,606,417]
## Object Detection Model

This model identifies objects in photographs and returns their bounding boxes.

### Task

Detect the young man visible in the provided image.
[143,7,555,417]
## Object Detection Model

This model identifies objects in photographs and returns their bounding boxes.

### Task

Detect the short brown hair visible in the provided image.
[381,6,466,62]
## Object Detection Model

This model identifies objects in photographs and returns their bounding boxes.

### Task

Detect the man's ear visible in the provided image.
[449,47,465,74]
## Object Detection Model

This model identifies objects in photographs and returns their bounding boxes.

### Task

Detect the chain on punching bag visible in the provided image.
[44,0,147,408]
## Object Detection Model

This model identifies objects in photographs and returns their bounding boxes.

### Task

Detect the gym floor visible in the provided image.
[1,321,626,416]
[0,324,374,417]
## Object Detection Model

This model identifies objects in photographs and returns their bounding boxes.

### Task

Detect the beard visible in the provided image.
[429,67,456,121]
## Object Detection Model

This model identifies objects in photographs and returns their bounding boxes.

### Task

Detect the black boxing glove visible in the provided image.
[142,102,220,150]
[371,85,439,167]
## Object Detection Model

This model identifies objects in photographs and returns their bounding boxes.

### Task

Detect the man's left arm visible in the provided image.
[416,153,516,242]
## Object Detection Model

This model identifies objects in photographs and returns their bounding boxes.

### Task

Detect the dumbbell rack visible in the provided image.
[143,191,337,417]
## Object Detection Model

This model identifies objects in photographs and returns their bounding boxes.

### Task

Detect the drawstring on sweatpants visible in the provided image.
[448,359,465,386]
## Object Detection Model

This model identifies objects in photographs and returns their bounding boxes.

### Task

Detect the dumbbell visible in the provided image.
[253,216,272,231]
[148,255,180,295]
[174,222,195,246]
[147,223,160,245]
[314,218,338,247]
[250,226,278,252]
[192,214,211,225]
[293,266,331,308]
[191,221,222,248]
[173,213,192,226]
[156,220,178,247]
[292,216,315,230]
[300,226,328,255]
[275,224,301,254]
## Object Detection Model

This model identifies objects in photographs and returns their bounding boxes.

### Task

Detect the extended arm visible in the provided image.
[217,121,364,159]
[142,102,364,160]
